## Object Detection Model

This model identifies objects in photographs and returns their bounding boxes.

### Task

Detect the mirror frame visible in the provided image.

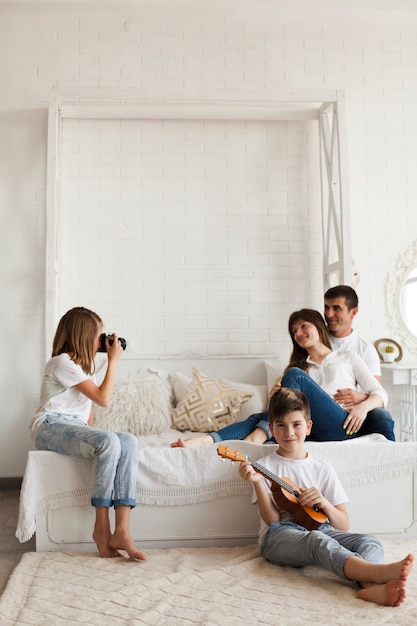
[386,239,417,354]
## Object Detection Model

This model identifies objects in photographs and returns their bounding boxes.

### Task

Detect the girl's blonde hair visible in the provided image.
[285,308,332,373]
[52,307,102,374]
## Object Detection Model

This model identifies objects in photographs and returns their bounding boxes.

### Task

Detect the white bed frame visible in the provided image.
[20,357,417,553]
[34,473,417,552]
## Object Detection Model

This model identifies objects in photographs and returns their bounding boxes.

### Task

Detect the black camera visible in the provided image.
[97,333,127,353]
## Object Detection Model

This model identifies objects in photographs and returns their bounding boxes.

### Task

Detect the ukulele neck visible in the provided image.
[247,456,300,497]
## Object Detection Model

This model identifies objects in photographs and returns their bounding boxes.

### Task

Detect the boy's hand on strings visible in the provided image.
[297,486,326,511]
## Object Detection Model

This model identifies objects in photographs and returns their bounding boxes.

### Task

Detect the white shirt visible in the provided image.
[30,353,94,435]
[306,350,388,407]
[252,450,348,543]
[330,330,381,377]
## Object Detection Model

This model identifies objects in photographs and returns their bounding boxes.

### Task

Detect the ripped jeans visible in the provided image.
[35,413,139,508]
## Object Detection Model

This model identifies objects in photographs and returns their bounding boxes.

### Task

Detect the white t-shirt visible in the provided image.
[306,350,388,407]
[330,331,381,377]
[252,450,348,543]
[30,353,94,435]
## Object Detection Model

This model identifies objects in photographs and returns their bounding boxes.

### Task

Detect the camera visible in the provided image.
[97,333,127,353]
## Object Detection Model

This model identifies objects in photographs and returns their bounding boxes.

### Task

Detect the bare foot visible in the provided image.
[371,553,414,585]
[170,435,213,448]
[357,579,406,606]
[346,552,414,586]
[356,553,414,606]
[109,528,147,561]
[93,527,121,558]
[244,427,269,444]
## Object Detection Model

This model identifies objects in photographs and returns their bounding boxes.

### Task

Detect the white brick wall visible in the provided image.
[1,1,417,475]
[57,117,321,357]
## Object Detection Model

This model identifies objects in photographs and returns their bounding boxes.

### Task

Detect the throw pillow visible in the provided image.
[171,368,253,432]
[220,379,267,421]
[94,373,173,436]
[264,359,284,391]
[171,370,192,406]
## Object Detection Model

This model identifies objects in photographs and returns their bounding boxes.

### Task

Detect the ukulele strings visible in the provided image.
[247,456,300,497]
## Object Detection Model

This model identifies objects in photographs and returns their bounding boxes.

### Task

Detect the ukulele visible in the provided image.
[217,444,328,531]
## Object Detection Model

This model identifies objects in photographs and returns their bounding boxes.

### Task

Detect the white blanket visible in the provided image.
[15,436,417,543]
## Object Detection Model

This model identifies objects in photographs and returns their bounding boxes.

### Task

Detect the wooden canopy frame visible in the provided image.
[46,89,351,351]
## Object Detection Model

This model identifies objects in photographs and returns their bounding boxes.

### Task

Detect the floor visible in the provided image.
[0,482,35,596]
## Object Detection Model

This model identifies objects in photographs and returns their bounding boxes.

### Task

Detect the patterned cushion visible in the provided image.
[171,368,253,432]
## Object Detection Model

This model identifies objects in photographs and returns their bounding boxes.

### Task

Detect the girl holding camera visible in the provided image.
[30,306,146,561]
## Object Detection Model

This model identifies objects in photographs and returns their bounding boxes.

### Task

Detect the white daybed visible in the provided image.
[16,357,417,551]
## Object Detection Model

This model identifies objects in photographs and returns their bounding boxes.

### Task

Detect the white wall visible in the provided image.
[1,0,417,476]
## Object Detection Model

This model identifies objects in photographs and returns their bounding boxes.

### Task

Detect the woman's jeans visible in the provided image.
[209,367,395,442]
[261,521,384,581]
[280,368,395,441]
[210,411,271,443]
[35,414,139,508]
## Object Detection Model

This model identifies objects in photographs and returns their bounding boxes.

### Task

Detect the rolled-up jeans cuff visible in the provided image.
[114,498,136,509]
[209,432,222,443]
[92,497,136,509]
[91,497,114,508]
[257,418,271,436]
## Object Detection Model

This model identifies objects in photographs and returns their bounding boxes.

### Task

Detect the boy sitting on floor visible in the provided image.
[238,387,413,606]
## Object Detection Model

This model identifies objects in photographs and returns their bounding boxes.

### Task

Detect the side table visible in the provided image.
[381,363,417,441]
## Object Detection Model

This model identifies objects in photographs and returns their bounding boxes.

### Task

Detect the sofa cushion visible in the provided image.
[171,368,253,432]
[94,373,173,436]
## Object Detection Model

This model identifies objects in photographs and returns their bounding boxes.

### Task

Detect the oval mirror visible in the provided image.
[386,240,417,354]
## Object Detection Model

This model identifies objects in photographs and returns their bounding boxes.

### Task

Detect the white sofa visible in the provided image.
[16,356,417,551]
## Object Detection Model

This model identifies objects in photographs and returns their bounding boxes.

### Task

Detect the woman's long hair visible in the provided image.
[52,307,102,375]
[285,308,332,373]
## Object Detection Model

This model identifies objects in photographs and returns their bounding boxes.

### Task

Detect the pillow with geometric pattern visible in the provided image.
[171,367,253,432]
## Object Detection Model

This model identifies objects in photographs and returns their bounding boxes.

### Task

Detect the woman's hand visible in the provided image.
[268,377,282,403]
[343,406,367,435]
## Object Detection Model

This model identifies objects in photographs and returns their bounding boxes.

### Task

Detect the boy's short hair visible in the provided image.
[268,387,311,424]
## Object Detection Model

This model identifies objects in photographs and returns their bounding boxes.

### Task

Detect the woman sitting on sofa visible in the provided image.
[171,309,395,447]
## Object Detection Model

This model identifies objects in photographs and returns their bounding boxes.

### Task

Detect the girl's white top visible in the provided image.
[30,353,94,435]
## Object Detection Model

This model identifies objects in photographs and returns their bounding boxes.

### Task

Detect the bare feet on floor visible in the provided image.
[357,553,414,606]
[93,527,121,558]
[109,528,147,561]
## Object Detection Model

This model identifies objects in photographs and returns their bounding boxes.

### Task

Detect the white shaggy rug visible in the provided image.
[1,540,417,626]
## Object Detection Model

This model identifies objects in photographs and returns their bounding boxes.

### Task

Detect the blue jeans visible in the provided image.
[35,414,139,508]
[209,367,395,443]
[281,368,395,441]
[261,521,384,581]
[210,412,271,443]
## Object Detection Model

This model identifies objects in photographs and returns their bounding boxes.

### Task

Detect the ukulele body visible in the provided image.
[269,477,326,531]
[217,444,328,531]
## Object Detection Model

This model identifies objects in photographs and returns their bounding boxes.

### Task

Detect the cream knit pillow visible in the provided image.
[94,373,173,436]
